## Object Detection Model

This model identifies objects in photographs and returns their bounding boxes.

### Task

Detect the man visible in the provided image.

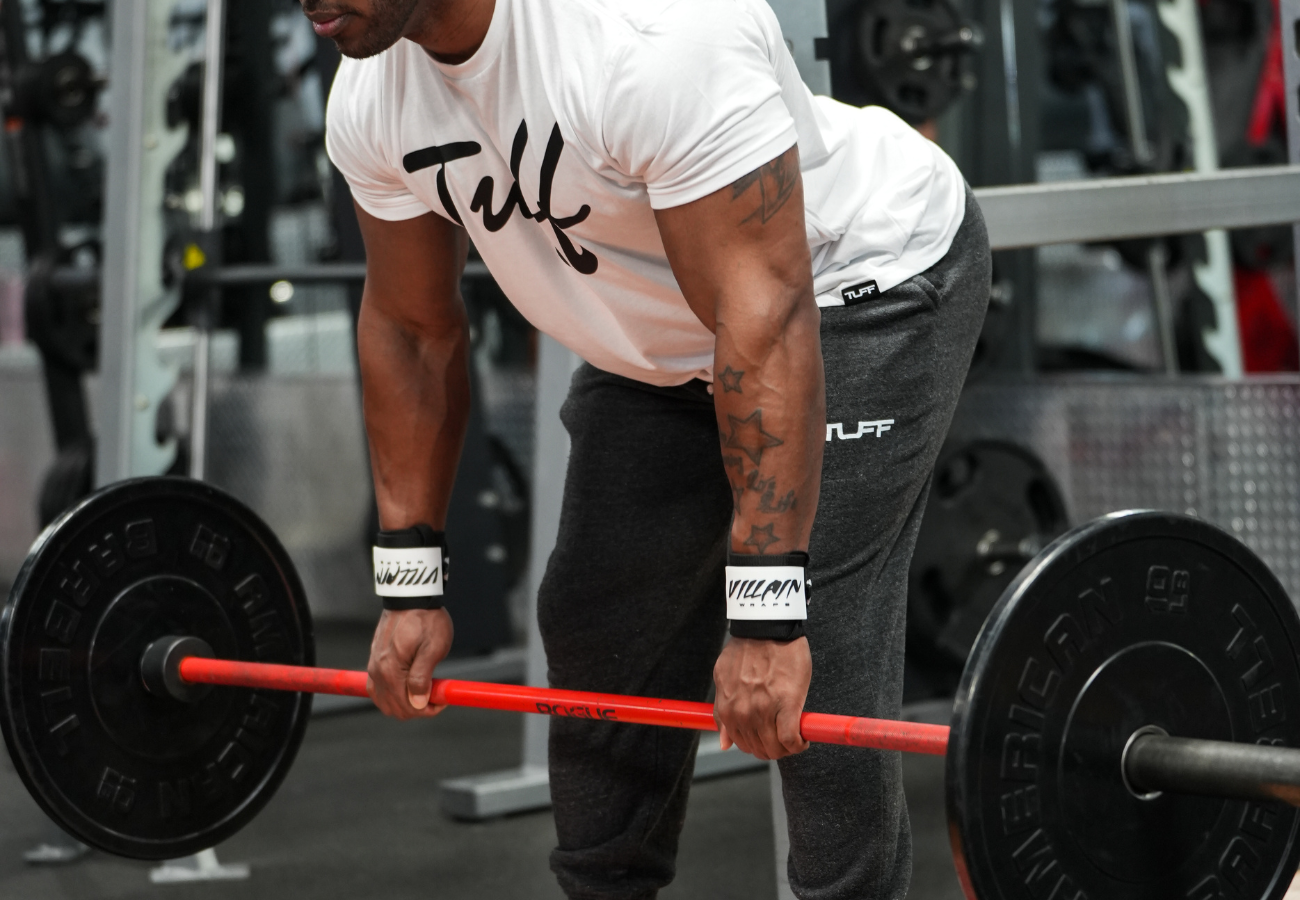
[309,0,990,895]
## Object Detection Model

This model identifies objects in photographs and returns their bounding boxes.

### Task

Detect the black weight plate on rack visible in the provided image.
[1,477,314,859]
[854,0,976,123]
[948,511,1300,900]
[908,440,1068,686]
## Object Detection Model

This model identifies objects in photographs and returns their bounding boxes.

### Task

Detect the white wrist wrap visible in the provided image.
[373,546,445,597]
[725,565,808,620]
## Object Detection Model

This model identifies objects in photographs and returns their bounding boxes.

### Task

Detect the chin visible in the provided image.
[332,21,406,59]
[334,38,393,59]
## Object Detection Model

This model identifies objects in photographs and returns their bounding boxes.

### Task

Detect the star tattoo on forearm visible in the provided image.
[723,410,784,466]
[742,523,781,553]
[718,366,744,394]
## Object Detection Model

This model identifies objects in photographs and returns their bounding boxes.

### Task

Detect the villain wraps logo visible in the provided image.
[726,575,805,606]
[374,560,440,590]
[402,120,598,274]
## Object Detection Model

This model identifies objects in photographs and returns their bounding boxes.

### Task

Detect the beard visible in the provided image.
[303,0,422,59]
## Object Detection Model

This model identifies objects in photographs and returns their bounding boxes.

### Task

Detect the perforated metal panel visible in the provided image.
[950,377,1300,603]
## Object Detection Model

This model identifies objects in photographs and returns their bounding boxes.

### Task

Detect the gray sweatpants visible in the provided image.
[537,189,991,900]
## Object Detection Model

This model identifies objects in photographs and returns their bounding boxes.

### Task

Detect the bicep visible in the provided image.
[653,145,812,333]
[355,203,469,332]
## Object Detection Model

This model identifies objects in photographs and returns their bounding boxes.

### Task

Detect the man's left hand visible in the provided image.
[713,636,812,760]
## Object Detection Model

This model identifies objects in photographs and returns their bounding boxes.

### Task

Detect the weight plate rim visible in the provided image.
[945,509,1300,900]
[0,476,317,860]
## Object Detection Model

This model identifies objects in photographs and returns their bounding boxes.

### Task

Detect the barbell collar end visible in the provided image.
[141,636,215,703]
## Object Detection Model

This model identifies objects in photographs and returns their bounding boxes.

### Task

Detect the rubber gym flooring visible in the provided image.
[0,624,966,900]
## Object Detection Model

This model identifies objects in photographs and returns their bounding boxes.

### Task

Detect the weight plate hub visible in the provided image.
[949,511,1300,900]
[0,477,314,859]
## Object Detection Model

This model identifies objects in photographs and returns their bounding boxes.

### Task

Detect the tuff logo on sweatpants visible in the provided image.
[826,420,895,441]
[842,280,880,304]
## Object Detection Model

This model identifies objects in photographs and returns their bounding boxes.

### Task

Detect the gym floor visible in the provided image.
[0,624,967,900]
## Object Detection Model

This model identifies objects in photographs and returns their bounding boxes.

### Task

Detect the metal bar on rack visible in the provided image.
[189,0,227,482]
[55,260,492,289]
[1109,0,1153,165]
[1107,0,1179,374]
[977,165,1300,250]
[1148,242,1179,374]
[83,165,1300,293]
[208,260,490,284]
[97,0,150,486]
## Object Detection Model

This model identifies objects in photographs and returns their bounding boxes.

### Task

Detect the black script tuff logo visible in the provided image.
[403,120,598,274]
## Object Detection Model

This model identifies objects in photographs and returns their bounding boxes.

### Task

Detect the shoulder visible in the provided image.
[592,0,776,40]
[594,0,784,93]
[325,46,424,179]
[527,0,779,74]
[325,43,423,140]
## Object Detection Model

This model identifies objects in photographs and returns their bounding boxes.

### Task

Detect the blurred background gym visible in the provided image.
[0,0,1297,896]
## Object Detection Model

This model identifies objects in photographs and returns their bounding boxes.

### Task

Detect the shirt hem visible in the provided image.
[814,213,967,307]
[351,194,433,222]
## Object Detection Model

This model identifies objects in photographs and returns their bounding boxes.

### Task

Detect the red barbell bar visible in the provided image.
[176,656,952,756]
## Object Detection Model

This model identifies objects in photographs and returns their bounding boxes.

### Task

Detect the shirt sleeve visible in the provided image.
[325,59,431,222]
[599,1,799,210]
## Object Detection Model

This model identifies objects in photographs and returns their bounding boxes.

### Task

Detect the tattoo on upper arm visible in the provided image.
[723,410,784,466]
[730,151,798,225]
[743,523,781,553]
[718,366,744,394]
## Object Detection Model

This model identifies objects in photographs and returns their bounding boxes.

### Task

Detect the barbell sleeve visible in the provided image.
[1124,732,1300,806]
[175,656,953,756]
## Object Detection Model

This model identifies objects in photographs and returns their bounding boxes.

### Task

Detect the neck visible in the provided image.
[407,0,496,64]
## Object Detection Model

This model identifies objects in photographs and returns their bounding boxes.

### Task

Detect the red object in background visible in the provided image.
[1236,0,1299,373]
[1247,6,1286,146]
[1235,268,1300,372]
[177,655,952,756]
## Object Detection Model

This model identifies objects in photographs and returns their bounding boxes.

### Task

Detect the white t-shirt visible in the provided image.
[326,0,966,386]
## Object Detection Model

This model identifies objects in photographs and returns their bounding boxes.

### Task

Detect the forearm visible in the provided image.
[716,299,824,555]
[357,299,472,531]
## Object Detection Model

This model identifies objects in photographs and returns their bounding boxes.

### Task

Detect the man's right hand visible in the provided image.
[367,608,454,720]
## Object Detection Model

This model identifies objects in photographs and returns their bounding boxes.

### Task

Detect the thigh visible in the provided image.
[779,190,991,899]
[809,187,991,706]
[536,366,733,699]
[539,367,734,898]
